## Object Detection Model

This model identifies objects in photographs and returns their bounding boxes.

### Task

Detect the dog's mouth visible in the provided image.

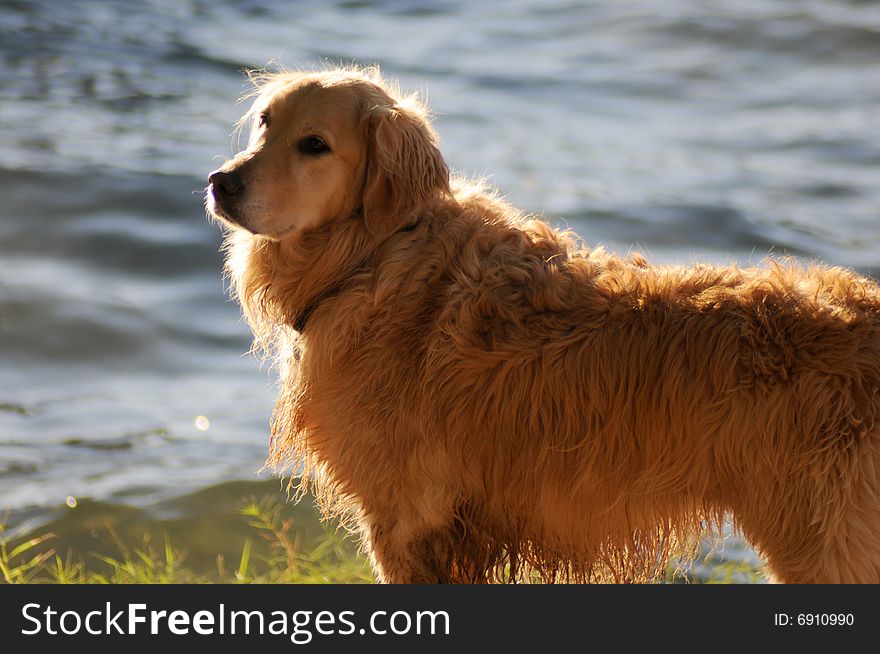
[206,185,253,232]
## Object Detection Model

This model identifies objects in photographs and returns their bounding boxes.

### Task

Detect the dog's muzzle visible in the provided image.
[207,169,247,227]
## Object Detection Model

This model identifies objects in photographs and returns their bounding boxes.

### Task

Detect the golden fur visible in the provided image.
[208,67,880,583]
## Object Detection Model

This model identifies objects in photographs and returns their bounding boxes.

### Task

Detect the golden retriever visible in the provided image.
[207,66,880,583]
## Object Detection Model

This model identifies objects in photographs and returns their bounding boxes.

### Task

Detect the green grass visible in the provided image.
[1,483,373,584]
[0,479,764,584]
[667,546,766,584]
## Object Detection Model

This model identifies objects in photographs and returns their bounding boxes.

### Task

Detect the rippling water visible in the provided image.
[2,1,879,576]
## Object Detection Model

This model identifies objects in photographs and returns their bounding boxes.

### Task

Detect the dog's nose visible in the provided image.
[208,170,244,196]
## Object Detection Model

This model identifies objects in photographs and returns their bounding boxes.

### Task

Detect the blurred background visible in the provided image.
[1,0,879,582]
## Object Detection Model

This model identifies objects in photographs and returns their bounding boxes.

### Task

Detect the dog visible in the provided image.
[207,66,880,583]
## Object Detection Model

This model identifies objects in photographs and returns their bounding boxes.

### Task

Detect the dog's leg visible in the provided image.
[366,522,459,583]
[740,454,880,584]
[761,537,880,584]
[365,508,496,584]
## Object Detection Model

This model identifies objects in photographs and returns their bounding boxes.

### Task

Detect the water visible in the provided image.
[2,0,879,577]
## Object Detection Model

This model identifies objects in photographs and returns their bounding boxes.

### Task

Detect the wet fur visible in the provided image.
[221,68,880,583]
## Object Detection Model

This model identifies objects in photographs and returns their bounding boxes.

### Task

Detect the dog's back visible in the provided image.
[407,190,880,582]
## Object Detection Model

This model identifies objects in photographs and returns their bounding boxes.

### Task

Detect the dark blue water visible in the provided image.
[2,1,879,577]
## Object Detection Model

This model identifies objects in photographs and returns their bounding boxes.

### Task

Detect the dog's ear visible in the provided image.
[361,101,450,238]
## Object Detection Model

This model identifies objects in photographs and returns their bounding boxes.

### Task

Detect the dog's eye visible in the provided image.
[258,113,269,128]
[298,135,330,156]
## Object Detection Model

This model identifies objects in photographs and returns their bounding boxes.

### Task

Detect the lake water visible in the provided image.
[2,0,879,579]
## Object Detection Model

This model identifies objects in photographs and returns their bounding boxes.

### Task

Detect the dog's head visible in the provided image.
[207,67,450,240]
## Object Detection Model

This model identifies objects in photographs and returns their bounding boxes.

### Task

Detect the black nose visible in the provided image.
[208,170,244,196]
